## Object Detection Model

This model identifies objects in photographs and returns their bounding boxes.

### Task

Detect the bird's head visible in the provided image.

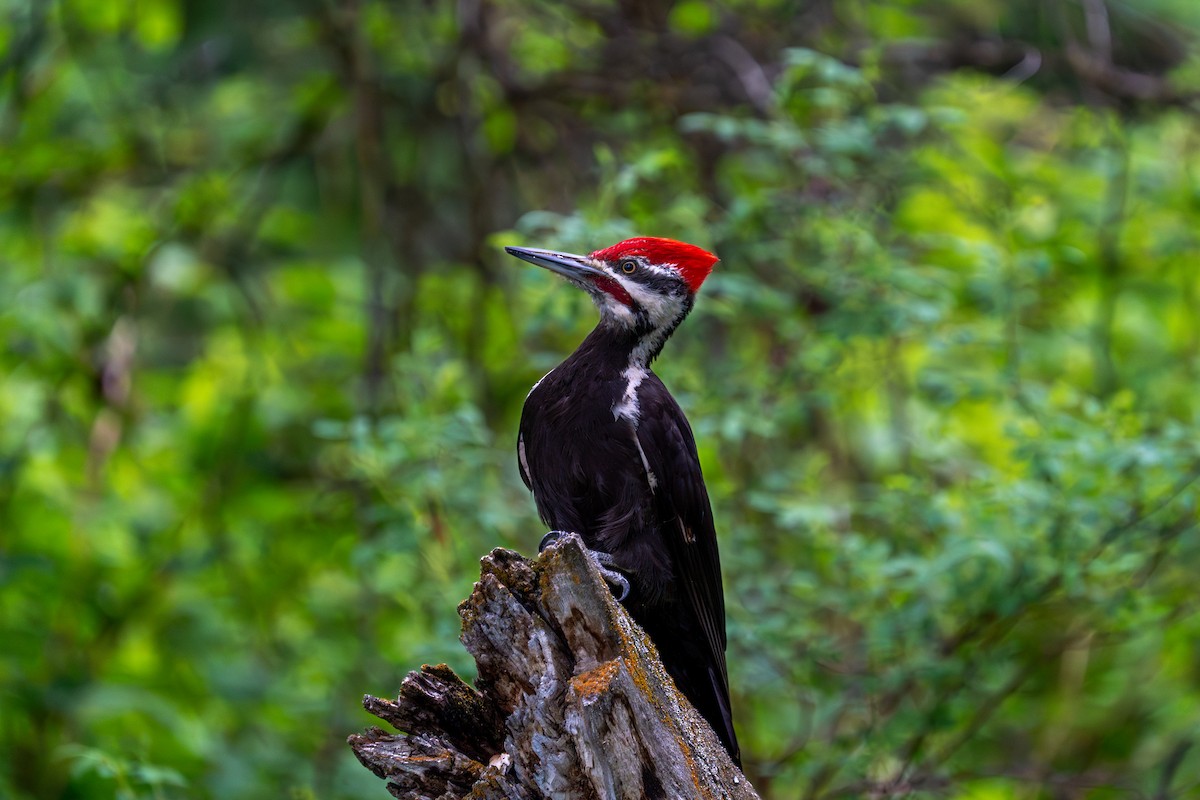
[505,237,718,339]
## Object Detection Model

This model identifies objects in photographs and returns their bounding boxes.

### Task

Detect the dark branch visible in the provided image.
[349,535,757,799]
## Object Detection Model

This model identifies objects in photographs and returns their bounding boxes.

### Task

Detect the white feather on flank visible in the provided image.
[632,429,658,491]
[518,432,531,482]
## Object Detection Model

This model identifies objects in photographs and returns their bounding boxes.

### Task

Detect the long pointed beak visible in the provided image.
[504,246,607,283]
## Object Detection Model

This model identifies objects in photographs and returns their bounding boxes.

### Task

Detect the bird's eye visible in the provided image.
[620,259,637,274]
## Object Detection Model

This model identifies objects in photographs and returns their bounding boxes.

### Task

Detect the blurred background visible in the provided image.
[3,0,1200,798]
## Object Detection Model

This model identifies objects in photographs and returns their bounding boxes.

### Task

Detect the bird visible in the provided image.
[505,236,740,766]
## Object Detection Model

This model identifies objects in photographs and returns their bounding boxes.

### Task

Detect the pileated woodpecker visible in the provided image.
[505,237,739,766]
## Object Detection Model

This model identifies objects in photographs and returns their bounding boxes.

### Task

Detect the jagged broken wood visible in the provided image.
[348,534,757,799]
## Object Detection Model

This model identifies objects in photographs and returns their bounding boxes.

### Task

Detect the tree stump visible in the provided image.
[348,534,757,799]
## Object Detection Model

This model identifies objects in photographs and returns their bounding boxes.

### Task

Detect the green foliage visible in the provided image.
[3,1,1200,798]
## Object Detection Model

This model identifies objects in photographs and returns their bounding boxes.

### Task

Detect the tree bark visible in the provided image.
[348,534,757,799]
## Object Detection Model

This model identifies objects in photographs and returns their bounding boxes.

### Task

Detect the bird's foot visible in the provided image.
[587,549,632,603]
[538,531,631,602]
[538,530,571,552]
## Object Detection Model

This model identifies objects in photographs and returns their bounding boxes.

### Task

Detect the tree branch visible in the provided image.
[349,535,756,799]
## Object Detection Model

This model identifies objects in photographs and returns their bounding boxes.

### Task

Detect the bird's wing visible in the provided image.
[517,395,537,492]
[634,379,733,718]
[517,430,533,491]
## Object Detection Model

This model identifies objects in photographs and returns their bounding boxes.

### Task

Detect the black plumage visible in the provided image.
[507,238,739,766]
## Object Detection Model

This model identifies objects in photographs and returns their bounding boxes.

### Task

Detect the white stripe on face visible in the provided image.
[590,257,688,332]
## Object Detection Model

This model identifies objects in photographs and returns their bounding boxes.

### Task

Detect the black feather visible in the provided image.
[518,326,740,765]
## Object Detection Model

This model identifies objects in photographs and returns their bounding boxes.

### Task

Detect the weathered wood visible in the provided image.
[348,534,758,800]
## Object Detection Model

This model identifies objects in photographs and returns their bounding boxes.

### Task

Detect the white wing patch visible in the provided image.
[631,429,658,492]
[518,432,531,484]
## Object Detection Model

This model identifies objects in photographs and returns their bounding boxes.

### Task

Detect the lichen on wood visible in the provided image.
[348,534,758,800]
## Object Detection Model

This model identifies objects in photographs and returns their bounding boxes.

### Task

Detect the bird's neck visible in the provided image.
[590,294,694,371]
[581,320,677,374]
[560,325,669,424]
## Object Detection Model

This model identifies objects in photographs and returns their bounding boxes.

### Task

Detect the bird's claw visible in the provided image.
[591,555,631,602]
[539,530,570,552]
[538,530,631,602]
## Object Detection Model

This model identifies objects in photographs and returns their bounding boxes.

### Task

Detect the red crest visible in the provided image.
[591,237,718,293]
